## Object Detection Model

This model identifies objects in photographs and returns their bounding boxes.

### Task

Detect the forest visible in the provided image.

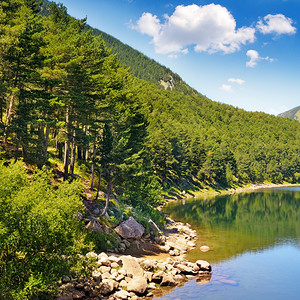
[0,0,300,298]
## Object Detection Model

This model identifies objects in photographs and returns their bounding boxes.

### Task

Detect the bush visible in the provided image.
[0,162,88,299]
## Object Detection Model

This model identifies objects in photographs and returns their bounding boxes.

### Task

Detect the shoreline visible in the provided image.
[162,182,299,207]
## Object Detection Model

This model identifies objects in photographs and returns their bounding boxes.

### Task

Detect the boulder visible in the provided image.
[92,270,101,281]
[200,245,210,252]
[196,260,212,272]
[85,218,103,233]
[114,289,130,299]
[121,256,144,278]
[114,217,145,239]
[161,274,176,286]
[98,279,115,295]
[152,271,164,283]
[127,276,148,295]
[176,264,198,275]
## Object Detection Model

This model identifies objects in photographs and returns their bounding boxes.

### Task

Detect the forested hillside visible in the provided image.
[91,27,198,95]
[0,0,299,191]
[278,106,300,121]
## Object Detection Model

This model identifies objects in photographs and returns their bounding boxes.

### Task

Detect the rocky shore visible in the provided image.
[57,218,212,299]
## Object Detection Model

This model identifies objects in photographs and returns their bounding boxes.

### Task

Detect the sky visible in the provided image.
[55,0,300,115]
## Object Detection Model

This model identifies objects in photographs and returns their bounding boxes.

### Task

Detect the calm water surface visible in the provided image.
[157,187,300,299]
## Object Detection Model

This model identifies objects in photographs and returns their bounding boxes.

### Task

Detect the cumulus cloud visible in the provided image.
[246,50,274,67]
[133,4,255,55]
[228,78,245,85]
[221,84,233,92]
[257,14,296,35]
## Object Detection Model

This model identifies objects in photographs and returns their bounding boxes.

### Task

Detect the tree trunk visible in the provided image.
[94,170,102,202]
[58,143,63,159]
[3,93,16,145]
[90,142,96,190]
[63,106,70,180]
[69,129,76,175]
[77,145,82,160]
[100,179,111,216]
[0,97,3,123]
[43,125,50,159]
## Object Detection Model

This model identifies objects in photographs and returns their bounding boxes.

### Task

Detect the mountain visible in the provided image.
[89,27,199,95]
[278,106,300,121]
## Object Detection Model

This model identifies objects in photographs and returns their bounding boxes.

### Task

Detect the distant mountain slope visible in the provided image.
[89,27,198,95]
[278,106,300,121]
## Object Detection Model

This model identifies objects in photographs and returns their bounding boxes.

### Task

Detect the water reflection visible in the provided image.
[163,187,300,263]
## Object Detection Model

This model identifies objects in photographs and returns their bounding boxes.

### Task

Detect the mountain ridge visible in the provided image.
[278,106,300,121]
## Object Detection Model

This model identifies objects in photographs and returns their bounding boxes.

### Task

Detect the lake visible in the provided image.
[157,186,300,299]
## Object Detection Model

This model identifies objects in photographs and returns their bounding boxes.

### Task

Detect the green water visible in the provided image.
[158,187,300,299]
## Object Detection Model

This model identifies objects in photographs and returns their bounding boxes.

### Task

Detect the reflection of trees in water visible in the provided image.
[163,189,300,263]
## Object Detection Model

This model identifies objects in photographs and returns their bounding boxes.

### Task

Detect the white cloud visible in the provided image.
[246,50,274,67]
[257,14,296,35]
[221,84,233,92]
[246,50,260,67]
[135,12,161,37]
[133,4,255,55]
[228,78,245,85]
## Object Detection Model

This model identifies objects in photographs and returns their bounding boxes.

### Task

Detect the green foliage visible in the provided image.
[0,162,87,298]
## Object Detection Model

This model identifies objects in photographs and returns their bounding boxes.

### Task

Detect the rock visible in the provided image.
[70,290,85,299]
[174,274,185,282]
[99,280,115,295]
[148,282,157,289]
[152,271,164,283]
[99,266,111,273]
[122,239,131,248]
[101,272,111,279]
[161,274,176,286]
[92,270,101,281]
[111,262,119,269]
[176,264,198,275]
[109,256,122,265]
[119,243,126,252]
[131,240,141,249]
[86,218,103,233]
[114,289,130,299]
[187,241,196,247]
[140,259,156,271]
[115,274,125,282]
[200,245,210,252]
[196,260,212,272]
[121,256,144,278]
[144,271,153,282]
[98,252,109,259]
[111,268,118,275]
[62,276,71,283]
[83,285,92,294]
[75,283,84,290]
[157,262,166,271]
[127,276,148,294]
[169,249,180,256]
[57,294,73,300]
[86,252,98,260]
[118,268,127,276]
[114,217,145,239]
[119,280,128,288]
[60,283,75,291]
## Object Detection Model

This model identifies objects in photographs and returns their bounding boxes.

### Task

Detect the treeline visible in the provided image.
[0,0,299,203]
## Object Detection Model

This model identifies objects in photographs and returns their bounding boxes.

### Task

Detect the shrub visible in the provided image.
[0,162,87,299]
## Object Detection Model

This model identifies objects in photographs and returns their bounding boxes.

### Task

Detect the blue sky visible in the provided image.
[55,0,300,115]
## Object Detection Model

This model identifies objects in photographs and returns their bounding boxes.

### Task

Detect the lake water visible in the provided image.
[157,186,300,300]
